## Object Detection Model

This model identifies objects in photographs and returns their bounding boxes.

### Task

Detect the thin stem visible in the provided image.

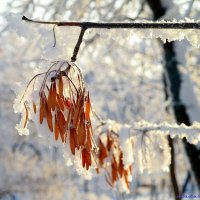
[22,16,200,29]
[67,75,79,94]
[71,27,87,62]
[52,25,57,47]
[20,70,56,103]
[40,61,58,94]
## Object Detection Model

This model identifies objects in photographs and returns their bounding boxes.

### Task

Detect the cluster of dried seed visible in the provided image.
[97,131,132,190]
[24,62,95,171]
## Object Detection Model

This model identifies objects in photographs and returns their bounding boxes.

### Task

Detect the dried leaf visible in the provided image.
[48,83,55,111]
[57,94,65,111]
[98,139,108,166]
[129,165,132,173]
[86,126,92,151]
[57,110,66,143]
[23,103,28,128]
[65,97,71,108]
[111,156,118,184]
[118,152,124,178]
[39,96,45,124]
[82,148,91,170]
[124,170,130,189]
[107,135,113,151]
[58,76,63,97]
[96,168,100,174]
[73,94,84,128]
[70,127,76,155]
[77,113,86,146]
[65,107,72,133]
[54,115,59,140]
[33,102,37,114]
[44,99,53,132]
[51,81,57,110]
[82,149,86,168]
[85,92,91,121]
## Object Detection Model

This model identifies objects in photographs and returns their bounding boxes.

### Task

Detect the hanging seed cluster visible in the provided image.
[97,131,132,189]
[23,61,95,170]
[22,61,132,191]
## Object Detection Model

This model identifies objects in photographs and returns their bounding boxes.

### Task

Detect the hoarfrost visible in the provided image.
[133,120,200,145]
[91,19,200,48]
[118,178,130,193]
[119,125,134,169]
[73,149,93,180]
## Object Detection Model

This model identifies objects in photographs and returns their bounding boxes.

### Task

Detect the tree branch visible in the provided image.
[22,16,200,29]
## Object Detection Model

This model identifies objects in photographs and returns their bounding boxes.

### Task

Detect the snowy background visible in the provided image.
[0,0,200,199]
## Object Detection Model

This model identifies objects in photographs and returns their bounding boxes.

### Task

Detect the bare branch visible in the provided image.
[22,16,200,29]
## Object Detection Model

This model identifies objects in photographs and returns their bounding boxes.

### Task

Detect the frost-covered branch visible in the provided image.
[105,120,200,145]
[22,16,200,29]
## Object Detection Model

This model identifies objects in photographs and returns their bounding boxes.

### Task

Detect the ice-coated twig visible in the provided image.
[22,16,200,29]
[103,119,200,145]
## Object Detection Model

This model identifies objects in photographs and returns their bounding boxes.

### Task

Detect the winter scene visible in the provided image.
[0,0,200,200]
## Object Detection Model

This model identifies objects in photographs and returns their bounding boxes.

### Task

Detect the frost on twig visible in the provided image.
[132,120,200,145]
[22,15,200,48]
[92,20,200,48]
[105,119,200,147]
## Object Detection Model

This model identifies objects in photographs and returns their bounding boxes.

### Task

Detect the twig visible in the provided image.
[52,25,57,47]
[71,27,86,62]
[22,16,200,29]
